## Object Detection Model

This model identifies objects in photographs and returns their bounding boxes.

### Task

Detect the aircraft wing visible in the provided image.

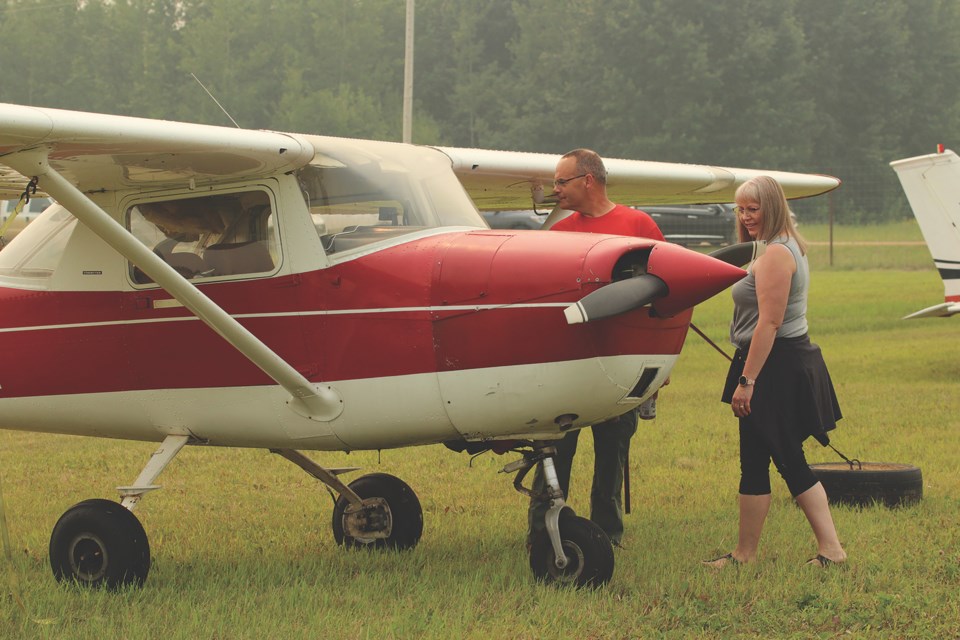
[0,103,315,199]
[1,103,840,210]
[436,146,841,211]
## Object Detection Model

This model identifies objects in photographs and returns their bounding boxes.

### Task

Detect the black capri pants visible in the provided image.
[722,335,842,497]
[738,415,817,497]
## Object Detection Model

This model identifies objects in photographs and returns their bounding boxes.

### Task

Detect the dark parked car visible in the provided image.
[482,203,737,246]
[639,203,737,246]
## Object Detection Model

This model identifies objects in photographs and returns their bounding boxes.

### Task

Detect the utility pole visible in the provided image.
[402,0,414,144]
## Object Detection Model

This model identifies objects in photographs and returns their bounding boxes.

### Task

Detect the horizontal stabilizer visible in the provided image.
[902,302,960,320]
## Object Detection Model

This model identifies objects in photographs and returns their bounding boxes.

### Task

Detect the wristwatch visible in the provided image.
[738,375,755,387]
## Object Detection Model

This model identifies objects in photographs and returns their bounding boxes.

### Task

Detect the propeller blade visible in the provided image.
[564,274,668,324]
[708,241,766,267]
[540,203,569,230]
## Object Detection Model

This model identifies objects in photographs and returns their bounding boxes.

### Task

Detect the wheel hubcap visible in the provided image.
[68,534,108,582]
[343,497,392,543]
[548,541,585,583]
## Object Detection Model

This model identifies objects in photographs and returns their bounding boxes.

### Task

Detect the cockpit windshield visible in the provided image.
[296,137,485,255]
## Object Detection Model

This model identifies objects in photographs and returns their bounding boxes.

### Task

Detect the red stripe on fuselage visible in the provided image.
[0,231,688,398]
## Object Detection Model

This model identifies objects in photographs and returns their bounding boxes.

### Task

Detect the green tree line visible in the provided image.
[2,0,959,221]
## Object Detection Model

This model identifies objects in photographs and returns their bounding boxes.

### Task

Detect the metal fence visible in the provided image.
[790,163,911,225]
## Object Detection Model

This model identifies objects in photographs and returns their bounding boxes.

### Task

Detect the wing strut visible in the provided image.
[1,148,343,426]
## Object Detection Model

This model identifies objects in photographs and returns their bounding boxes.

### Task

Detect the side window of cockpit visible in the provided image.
[126,190,277,284]
[0,204,76,281]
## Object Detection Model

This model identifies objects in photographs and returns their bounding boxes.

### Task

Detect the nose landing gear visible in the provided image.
[502,442,615,588]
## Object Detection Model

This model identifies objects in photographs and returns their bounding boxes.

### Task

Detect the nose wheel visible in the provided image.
[528,511,614,588]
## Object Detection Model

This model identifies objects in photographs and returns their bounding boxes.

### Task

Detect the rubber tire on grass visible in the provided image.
[529,513,614,589]
[49,498,150,589]
[332,473,423,550]
[810,462,922,508]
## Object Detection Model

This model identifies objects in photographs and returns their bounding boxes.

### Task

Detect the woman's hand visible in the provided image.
[732,384,753,417]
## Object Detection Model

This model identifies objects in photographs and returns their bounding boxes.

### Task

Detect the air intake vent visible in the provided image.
[628,367,660,400]
[611,249,652,281]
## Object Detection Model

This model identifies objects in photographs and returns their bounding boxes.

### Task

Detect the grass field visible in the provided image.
[2,225,959,639]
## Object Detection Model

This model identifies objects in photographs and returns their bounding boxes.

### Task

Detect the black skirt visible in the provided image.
[722,334,841,446]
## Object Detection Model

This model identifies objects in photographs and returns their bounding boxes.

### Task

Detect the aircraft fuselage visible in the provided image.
[0,225,711,450]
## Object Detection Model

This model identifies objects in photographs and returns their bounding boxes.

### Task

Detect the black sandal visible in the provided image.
[806,554,835,567]
[702,552,741,568]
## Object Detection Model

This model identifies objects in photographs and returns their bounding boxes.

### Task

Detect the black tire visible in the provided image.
[529,513,614,588]
[810,462,923,508]
[332,473,423,550]
[49,498,150,589]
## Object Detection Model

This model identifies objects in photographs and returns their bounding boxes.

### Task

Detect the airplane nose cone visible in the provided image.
[646,242,746,317]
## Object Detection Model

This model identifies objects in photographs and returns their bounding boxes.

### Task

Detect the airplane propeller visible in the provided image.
[564,274,668,324]
[538,202,566,230]
[707,240,766,267]
[563,240,757,325]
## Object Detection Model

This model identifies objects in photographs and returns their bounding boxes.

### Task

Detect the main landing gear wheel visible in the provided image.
[332,473,423,550]
[529,513,615,588]
[49,499,150,589]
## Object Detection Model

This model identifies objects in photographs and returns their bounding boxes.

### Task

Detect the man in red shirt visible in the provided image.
[550,153,663,239]
[527,148,664,549]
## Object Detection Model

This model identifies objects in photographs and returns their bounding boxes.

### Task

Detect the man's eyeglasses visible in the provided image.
[735,205,761,216]
[553,174,587,188]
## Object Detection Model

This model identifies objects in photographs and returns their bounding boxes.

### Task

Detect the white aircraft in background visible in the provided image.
[891,147,960,318]
[0,102,838,589]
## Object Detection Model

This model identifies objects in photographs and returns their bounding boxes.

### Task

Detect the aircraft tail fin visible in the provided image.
[890,148,960,318]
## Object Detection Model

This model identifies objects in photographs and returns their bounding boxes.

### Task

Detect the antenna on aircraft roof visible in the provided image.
[190,73,241,129]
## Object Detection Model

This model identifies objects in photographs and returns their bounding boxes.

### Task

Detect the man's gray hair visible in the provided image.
[562,148,607,185]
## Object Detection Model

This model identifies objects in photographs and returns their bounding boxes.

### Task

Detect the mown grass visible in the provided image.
[2,225,959,639]
[801,220,932,272]
[799,219,924,244]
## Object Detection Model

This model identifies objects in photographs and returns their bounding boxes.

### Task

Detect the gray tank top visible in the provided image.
[729,236,808,349]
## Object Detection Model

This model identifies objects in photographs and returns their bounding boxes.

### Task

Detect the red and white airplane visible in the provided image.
[891,146,960,318]
[0,103,839,588]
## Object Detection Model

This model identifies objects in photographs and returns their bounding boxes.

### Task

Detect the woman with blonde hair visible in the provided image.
[704,176,846,569]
